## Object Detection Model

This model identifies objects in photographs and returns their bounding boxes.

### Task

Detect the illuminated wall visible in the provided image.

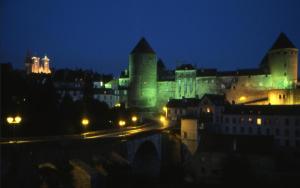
[195,76,219,98]
[175,69,196,99]
[268,48,298,89]
[157,81,176,109]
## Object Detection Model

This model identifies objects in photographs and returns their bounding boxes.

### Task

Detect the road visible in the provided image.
[0,121,170,145]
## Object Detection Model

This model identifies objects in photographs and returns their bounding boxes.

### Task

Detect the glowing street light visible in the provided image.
[160,115,166,123]
[118,120,126,127]
[160,115,168,127]
[81,118,89,127]
[131,116,138,122]
[6,116,22,125]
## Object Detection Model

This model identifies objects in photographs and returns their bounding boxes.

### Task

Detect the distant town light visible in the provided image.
[115,103,121,107]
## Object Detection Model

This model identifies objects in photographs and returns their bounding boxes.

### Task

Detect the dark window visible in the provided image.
[233,126,236,133]
[285,140,290,147]
[284,129,290,137]
[257,127,261,135]
[276,128,280,136]
[240,127,245,133]
[285,118,289,126]
[295,119,300,126]
[295,130,300,137]
[283,94,286,99]
[183,131,188,139]
[225,117,229,123]
[266,128,270,135]
[248,127,253,134]
[232,117,236,124]
[225,126,229,133]
[279,95,282,99]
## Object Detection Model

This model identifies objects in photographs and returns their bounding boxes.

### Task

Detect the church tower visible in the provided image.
[41,55,51,74]
[128,37,157,109]
[267,33,298,89]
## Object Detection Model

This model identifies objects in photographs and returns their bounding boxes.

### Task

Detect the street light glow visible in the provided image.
[131,116,137,122]
[14,116,22,123]
[160,116,166,123]
[6,117,14,124]
[6,116,22,125]
[81,118,89,126]
[119,120,126,127]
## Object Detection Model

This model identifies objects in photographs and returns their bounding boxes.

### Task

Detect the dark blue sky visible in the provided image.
[1,0,300,76]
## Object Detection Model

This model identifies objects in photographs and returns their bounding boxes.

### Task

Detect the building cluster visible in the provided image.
[167,94,300,148]
[103,32,300,110]
[25,54,51,74]
[26,33,299,110]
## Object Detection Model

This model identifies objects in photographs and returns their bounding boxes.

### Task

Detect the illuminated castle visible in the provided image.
[104,33,299,110]
[25,54,51,74]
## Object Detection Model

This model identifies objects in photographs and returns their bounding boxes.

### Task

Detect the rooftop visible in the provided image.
[270,32,296,50]
[131,37,155,54]
[224,105,300,116]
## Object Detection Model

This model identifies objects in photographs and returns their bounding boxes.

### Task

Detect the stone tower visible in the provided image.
[128,37,157,108]
[267,33,298,89]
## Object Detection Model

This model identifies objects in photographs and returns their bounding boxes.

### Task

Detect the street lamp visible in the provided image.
[118,120,126,127]
[131,116,138,122]
[6,115,22,140]
[81,118,89,127]
[6,116,22,125]
[160,115,168,127]
[160,115,166,123]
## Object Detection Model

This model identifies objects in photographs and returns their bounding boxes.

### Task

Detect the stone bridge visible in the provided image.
[1,130,181,188]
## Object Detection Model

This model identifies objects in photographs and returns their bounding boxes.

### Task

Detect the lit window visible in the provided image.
[248,117,253,124]
[257,118,262,125]
[206,108,210,113]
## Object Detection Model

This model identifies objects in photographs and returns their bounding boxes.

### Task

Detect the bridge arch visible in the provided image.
[131,140,161,180]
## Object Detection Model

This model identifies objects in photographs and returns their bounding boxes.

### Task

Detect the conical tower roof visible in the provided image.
[270,32,296,50]
[131,37,155,54]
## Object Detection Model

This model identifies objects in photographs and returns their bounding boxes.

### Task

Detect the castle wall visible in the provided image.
[175,70,196,99]
[268,49,298,89]
[157,81,176,109]
[195,76,219,98]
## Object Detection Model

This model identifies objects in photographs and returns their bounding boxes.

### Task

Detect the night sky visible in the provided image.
[1,0,300,76]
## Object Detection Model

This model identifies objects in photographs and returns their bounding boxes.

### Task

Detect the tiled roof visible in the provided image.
[224,105,300,116]
[166,98,201,108]
[200,94,228,106]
